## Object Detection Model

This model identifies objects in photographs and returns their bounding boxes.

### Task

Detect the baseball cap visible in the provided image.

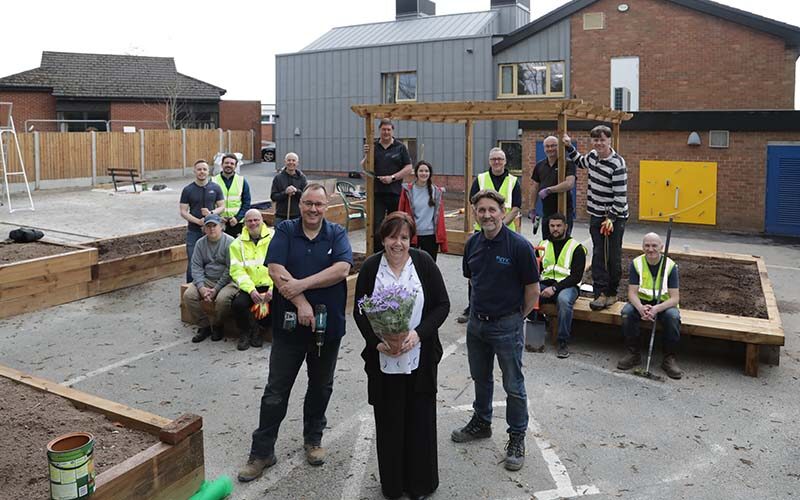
[204,214,223,226]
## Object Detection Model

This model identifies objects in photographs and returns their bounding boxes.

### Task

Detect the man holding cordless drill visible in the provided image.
[238,183,352,482]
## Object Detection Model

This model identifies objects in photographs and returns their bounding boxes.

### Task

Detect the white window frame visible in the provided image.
[498,61,565,99]
[382,71,417,103]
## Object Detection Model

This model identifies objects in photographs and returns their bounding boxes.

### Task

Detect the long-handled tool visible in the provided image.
[633,217,673,382]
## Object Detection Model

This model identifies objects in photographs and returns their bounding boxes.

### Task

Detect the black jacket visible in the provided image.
[353,248,450,405]
[270,168,308,219]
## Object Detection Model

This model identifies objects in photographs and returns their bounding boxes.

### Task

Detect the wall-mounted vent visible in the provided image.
[709,130,730,148]
[583,12,605,30]
[613,87,631,111]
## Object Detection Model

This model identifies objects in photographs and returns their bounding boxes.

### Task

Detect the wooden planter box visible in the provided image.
[0,243,97,320]
[0,364,204,499]
[88,227,187,296]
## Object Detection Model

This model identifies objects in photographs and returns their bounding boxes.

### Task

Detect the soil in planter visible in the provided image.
[87,227,186,262]
[582,249,768,319]
[0,241,79,265]
[0,378,160,500]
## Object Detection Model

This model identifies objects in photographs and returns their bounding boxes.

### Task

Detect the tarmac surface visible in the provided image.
[1,162,799,499]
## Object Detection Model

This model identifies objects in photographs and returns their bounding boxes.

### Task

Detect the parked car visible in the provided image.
[261,141,276,163]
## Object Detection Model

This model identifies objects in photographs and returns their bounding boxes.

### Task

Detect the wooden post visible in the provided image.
[612,121,621,153]
[91,131,97,186]
[464,120,473,232]
[365,114,375,256]
[556,111,568,216]
[139,129,145,179]
[745,344,759,377]
[181,129,187,177]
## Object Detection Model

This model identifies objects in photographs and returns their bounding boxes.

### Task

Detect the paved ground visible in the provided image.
[1,166,799,499]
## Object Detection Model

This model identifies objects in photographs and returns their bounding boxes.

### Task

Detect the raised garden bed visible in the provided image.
[0,364,204,499]
[260,193,366,231]
[0,241,97,320]
[86,226,187,295]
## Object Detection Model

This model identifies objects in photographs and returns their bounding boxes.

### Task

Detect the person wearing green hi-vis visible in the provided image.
[213,153,251,238]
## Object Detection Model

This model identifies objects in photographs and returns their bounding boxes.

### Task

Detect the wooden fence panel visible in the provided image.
[229,131,252,161]
[96,132,140,175]
[144,130,182,171]
[3,132,35,179]
[185,130,219,165]
[39,132,92,180]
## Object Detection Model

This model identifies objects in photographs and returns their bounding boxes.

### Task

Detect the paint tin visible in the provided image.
[47,432,95,500]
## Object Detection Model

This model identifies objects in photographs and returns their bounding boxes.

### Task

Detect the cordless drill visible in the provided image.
[314,304,327,357]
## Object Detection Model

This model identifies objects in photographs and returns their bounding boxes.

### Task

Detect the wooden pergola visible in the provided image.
[352,99,633,255]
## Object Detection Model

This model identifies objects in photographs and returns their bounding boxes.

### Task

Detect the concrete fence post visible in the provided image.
[218,128,224,154]
[139,129,145,178]
[181,128,187,177]
[91,131,97,186]
[227,130,232,153]
[33,131,40,190]
[249,129,254,162]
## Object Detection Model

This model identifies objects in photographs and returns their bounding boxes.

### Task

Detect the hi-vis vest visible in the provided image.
[633,254,676,303]
[538,238,585,282]
[213,174,244,218]
[474,171,519,232]
[229,223,273,294]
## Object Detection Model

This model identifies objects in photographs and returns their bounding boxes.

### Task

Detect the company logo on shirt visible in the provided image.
[495,256,511,265]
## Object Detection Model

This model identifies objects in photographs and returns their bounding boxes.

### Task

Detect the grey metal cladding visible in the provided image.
[492,18,570,64]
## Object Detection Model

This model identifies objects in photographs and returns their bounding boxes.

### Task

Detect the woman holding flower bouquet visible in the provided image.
[354,212,450,500]
[397,160,448,261]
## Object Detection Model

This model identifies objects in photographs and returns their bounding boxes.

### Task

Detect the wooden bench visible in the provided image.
[108,168,145,192]
[179,283,271,342]
[538,295,783,378]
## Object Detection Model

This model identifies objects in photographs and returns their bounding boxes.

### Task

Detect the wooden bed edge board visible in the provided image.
[0,364,172,434]
[0,245,98,270]
[755,257,783,328]
[88,225,186,245]
[621,243,760,263]
[93,244,186,267]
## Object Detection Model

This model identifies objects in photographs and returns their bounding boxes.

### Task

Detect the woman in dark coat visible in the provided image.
[353,211,450,500]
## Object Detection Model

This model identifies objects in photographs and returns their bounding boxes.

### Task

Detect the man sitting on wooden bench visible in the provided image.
[183,214,238,343]
[618,233,683,379]
[535,213,586,359]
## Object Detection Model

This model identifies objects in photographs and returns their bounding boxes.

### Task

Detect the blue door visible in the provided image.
[765,146,800,237]
[535,141,577,219]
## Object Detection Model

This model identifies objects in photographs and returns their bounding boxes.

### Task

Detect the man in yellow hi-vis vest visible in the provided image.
[536,213,586,359]
[213,153,252,238]
[457,147,522,324]
[618,232,683,379]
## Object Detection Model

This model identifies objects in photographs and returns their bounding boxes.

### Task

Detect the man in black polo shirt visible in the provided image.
[361,118,412,252]
[452,189,539,472]
[179,159,225,282]
[531,136,576,240]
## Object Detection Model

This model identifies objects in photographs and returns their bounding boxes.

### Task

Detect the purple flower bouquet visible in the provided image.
[357,283,417,340]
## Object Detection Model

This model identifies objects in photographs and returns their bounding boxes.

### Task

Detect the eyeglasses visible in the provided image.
[489,157,505,162]
[301,201,327,209]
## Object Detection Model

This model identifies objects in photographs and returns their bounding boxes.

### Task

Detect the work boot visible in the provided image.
[557,340,570,359]
[617,338,641,370]
[237,455,276,482]
[191,326,212,343]
[604,294,618,307]
[237,331,251,351]
[210,325,224,341]
[589,294,611,311]
[451,413,492,443]
[504,432,526,471]
[304,443,325,466]
[250,329,263,348]
[662,354,684,380]
[456,307,469,324]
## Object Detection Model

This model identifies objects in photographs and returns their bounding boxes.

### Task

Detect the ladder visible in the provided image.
[0,102,35,212]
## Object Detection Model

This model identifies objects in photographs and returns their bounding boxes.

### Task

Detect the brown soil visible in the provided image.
[86,227,185,262]
[0,378,159,500]
[0,241,80,265]
[583,249,767,319]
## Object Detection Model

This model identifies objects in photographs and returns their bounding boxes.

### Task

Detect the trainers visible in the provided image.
[210,325,224,341]
[237,333,250,351]
[451,414,492,443]
[556,341,570,359]
[237,455,276,482]
[617,349,642,370]
[304,443,325,466]
[661,354,684,379]
[191,327,212,343]
[504,432,526,471]
[589,294,610,311]
[456,307,469,324]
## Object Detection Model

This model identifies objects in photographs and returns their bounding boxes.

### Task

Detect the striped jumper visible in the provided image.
[566,145,629,219]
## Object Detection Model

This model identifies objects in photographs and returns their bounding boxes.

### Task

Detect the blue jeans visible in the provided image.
[621,303,681,345]
[250,330,341,459]
[185,228,203,283]
[466,312,528,434]
[539,286,579,342]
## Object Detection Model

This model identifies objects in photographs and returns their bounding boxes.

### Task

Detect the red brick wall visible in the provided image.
[220,100,261,160]
[0,91,57,131]
[109,102,169,130]
[522,129,800,232]
[261,123,273,142]
[570,0,797,110]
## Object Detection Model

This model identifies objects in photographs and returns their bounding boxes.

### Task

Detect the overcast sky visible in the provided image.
[1,0,799,106]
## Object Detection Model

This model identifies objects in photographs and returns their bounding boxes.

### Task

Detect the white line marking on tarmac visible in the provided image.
[767,264,800,272]
[567,358,673,391]
[61,338,187,387]
[340,414,376,500]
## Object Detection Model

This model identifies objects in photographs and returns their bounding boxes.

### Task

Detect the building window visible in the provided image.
[498,141,522,174]
[399,138,418,165]
[383,72,417,103]
[498,62,565,98]
[56,111,109,132]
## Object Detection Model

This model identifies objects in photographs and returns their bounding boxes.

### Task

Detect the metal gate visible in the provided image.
[765,145,800,237]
